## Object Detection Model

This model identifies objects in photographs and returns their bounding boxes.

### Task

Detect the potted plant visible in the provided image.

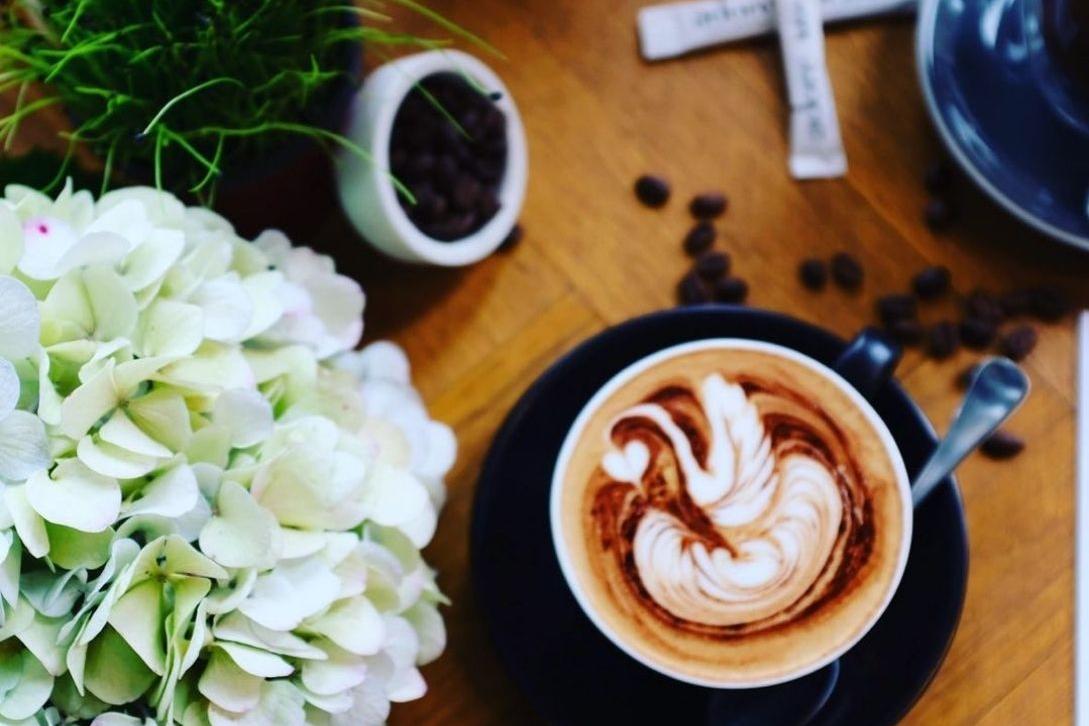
[0,0,486,237]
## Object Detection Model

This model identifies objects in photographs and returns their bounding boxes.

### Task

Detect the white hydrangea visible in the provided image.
[0,183,454,725]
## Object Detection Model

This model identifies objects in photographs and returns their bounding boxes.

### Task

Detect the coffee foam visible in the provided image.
[554,342,910,687]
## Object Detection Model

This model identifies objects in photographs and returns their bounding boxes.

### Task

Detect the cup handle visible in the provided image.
[832,328,902,400]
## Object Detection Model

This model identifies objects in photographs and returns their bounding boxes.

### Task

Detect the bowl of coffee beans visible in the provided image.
[337,50,528,266]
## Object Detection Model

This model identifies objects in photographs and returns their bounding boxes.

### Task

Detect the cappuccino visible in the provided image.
[551,340,911,687]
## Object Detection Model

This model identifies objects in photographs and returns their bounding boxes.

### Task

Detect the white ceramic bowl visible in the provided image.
[336,50,528,266]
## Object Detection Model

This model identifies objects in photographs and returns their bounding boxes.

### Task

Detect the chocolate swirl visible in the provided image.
[590,373,874,638]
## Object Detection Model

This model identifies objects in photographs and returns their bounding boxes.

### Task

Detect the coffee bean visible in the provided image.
[1000,325,1038,361]
[980,429,1025,460]
[960,317,997,349]
[689,192,728,219]
[830,252,863,290]
[1028,285,1070,321]
[924,161,952,195]
[678,271,709,305]
[683,222,716,256]
[999,289,1034,318]
[886,319,924,345]
[876,294,917,324]
[498,223,523,252]
[695,251,730,279]
[713,277,748,304]
[955,364,979,390]
[964,290,1004,323]
[928,321,960,359]
[635,175,671,208]
[912,265,951,300]
[924,197,957,231]
[798,258,828,291]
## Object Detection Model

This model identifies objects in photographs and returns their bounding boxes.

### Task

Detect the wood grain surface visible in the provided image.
[4,1,1086,723]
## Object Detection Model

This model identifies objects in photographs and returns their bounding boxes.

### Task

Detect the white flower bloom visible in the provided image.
[255,231,365,359]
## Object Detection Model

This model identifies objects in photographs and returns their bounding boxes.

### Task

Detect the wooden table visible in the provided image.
[4,1,1085,723]
[356,2,1089,724]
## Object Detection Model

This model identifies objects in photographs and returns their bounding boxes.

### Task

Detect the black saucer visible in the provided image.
[470,307,968,725]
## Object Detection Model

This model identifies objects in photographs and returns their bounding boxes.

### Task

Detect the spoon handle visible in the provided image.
[912,358,1030,506]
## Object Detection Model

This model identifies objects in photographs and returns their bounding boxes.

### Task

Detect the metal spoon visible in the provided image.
[705,660,840,726]
[912,357,1030,506]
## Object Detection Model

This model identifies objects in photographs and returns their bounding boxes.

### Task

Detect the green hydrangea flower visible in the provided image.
[0,183,455,725]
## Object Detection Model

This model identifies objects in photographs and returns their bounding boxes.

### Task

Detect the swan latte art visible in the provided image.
[551,340,912,687]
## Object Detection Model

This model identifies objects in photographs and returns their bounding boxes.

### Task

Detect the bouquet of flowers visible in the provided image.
[0,182,454,725]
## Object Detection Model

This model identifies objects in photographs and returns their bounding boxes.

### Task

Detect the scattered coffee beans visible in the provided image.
[999,289,1034,318]
[830,252,864,290]
[714,277,748,304]
[684,222,716,256]
[959,317,998,349]
[876,294,917,325]
[635,175,671,208]
[981,429,1025,460]
[390,73,509,241]
[678,271,709,305]
[798,258,828,290]
[999,325,1038,361]
[696,251,730,279]
[924,198,956,231]
[963,290,1004,324]
[498,223,524,252]
[912,265,951,299]
[887,319,924,345]
[689,192,728,219]
[928,321,960,359]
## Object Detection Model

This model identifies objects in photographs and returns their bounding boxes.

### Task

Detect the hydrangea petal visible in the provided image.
[107,579,166,676]
[213,389,273,449]
[84,199,150,247]
[26,462,120,533]
[120,228,184,292]
[45,523,113,570]
[387,667,426,703]
[137,300,203,358]
[122,465,199,520]
[77,437,160,479]
[126,391,192,453]
[298,686,353,715]
[404,602,446,666]
[217,642,294,678]
[327,677,389,726]
[305,598,385,656]
[193,274,253,343]
[363,463,430,528]
[199,481,281,570]
[0,359,17,419]
[82,266,137,341]
[0,202,24,275]
[15,607,67,675]
[240,271,285,339]
[301,641,367,696]
[0,651,52,720]
[83,625,156,706]
[100,409,173,458]
[18,216,79,280]
[0,410,50,483]
[0,532,19,606]
[0,276,40,360]
[5,485,49,558]
[60,361,120,440]
[238,559,339,632]
[56,233,131,278]
[213,611,324,660]
[198,649,261,714]
[207,680,306,726]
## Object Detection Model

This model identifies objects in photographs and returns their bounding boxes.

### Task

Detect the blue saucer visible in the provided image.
[471,307,969,725]
[917,0,1089,248]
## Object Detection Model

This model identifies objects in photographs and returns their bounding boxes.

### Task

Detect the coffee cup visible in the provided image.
[550,329,932,689]
[1023,0,1089,132]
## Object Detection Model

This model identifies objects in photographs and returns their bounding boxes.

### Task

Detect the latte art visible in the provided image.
[591,374,873,636]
